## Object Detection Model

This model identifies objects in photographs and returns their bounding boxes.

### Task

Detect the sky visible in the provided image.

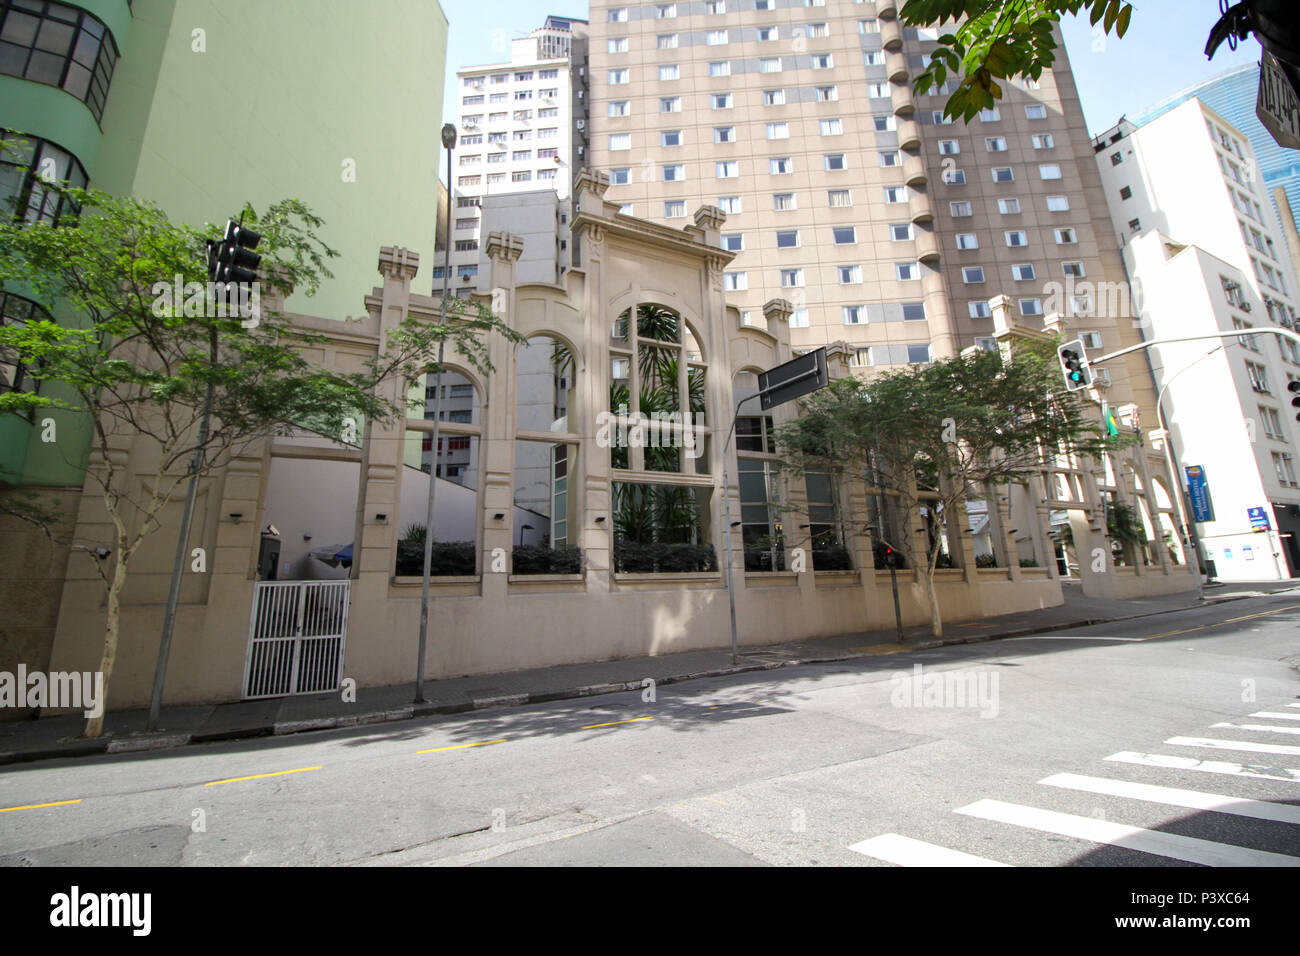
[433,0,1268,181]
[1058,1,1262,136]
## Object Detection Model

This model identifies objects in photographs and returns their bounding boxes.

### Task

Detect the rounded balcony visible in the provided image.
[916,227,941,263]
[891,81,916,117]
[897,115,922,150]
[887,50,909,83]
[881,17,903,51]
[909,190,935,224]
[903,153,927,187]
[877,1,899,19]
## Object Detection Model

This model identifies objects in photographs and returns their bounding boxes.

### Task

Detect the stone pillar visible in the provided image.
[574,213,611,592]
[355,247,418,603]
[482,232,524,600]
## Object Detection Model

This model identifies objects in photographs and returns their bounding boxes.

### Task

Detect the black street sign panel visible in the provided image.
[758,347,829,410]
[1258,51,1300,150]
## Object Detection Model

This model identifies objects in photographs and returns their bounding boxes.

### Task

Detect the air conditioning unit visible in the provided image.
[576,119,584,130]
[1241,301,1253,312]
[577,145,584,155]
[461,275,471,283]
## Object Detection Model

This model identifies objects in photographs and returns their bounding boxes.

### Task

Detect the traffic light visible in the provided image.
[1057,338,1092,391]
[1103,403,1120,438]
[1289,379,1300,421]
[207,220,261,285]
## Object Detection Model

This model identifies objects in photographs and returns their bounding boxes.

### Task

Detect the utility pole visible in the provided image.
[414,123,458,704]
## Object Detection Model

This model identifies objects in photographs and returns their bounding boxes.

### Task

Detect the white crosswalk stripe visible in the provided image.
[954,799,1300,866]
[848,833,1009,867]
[1167,736,1300,756]
[1040,772,1300,825]
[1212,722,1300,736]
[1105,750,1300,784]
[846,707,1300,866]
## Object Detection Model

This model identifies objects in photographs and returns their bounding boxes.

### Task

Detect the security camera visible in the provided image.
[93,547,111,560]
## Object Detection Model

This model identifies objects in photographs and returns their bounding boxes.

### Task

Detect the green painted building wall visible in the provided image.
[2,0,450,487]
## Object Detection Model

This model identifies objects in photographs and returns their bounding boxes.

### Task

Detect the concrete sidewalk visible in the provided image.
[3,580,1296,766]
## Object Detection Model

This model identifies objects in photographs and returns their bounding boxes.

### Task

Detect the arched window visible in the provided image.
[0,3,119,121]
[608,303,708,474]
[0,291,50,407]
[0,132,88,224]
[513,334,581,571]
[733,370,783,571]
[609,304,714,573]
[395,367,483,576]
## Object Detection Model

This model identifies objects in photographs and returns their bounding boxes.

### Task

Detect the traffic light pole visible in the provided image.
[148,218,258,732]
[1088,327,1300,366]
[146,324,216,732]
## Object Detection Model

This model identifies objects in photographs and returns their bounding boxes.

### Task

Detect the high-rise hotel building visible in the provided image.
[587,0,1152,387]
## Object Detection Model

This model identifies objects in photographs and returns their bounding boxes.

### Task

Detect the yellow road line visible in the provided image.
[1143,626,1205,639]
[0,798,81,813]
[417,738,507,754]
[1144,603,1300,640]
[580,716,654,730]
[1220,604,1300,624]
[857,643,910,655]
[204,766,322,786]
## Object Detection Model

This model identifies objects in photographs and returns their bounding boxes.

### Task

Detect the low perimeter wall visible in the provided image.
[45,563,1067,713]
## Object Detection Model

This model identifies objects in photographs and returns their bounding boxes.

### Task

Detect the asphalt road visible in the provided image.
[2,592,1299,867]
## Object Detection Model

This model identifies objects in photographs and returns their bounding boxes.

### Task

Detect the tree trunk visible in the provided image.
[83,554,128,738]
[923,567,943,638]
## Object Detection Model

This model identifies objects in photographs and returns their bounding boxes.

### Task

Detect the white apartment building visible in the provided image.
[440,15,589,297]
[1094,99,1300,579]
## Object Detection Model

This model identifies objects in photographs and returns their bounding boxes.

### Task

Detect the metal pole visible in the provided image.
[869,441,905,643]
[1152,347,1226,602]
[720,397,746,665]
[415,125,457,703]
[1089,327,1300,366]
[147,323,216,732]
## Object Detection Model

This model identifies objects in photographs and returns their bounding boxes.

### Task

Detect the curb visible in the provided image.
[1,589,1287,766]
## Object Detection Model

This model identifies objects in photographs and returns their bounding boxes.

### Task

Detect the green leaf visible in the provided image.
[1103,0,1120,33]
[1115,2,1132,37]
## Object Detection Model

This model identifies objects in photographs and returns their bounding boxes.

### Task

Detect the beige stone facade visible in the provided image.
[35,171,1169,714]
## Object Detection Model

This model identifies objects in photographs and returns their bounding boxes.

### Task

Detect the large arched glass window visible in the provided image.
[733,371,784,570]
[609,302,708,474]
[609,303,714,573]
[0,1,119,122]
[0,132,88,224]
[513,334,581,572]
[0,291,49,405]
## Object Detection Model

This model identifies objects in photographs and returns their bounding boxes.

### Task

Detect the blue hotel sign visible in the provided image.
[1185,465,1214,523]
[1248,506,1271,531]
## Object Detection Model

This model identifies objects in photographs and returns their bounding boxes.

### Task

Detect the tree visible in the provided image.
[0,165,523,737]
[900,0,1136,121]
[776,340,1114,637]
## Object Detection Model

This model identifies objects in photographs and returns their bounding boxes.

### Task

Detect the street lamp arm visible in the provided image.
[1090,327,1300,366]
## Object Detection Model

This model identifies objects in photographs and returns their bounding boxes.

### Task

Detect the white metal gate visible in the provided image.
[243,580,350,698]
